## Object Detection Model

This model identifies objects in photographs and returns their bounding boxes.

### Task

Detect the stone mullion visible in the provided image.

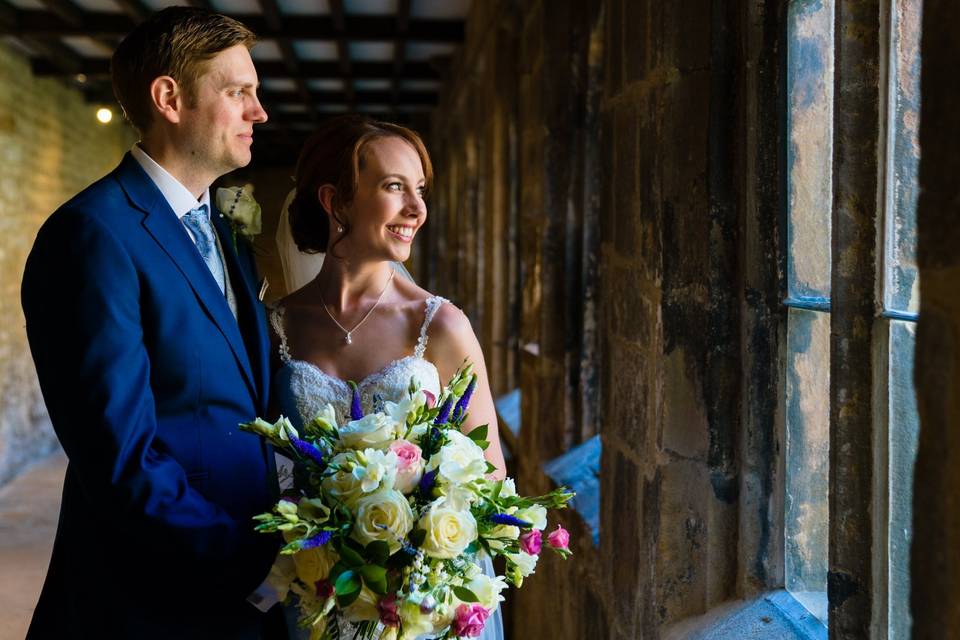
[829,1,881,637]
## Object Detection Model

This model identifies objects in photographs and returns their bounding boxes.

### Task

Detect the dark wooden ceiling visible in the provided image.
[0,0,468,166]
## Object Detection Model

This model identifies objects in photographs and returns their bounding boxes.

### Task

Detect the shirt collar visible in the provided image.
[130,144,211,220]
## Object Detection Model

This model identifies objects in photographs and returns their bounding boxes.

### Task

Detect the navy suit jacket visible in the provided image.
[21,154,280,639]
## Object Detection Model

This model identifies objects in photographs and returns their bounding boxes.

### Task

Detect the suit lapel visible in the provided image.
[212,209,271,414]
[115,155,257,399]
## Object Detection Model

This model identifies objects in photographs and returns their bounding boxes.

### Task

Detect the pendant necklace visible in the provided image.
[318,269,396,345]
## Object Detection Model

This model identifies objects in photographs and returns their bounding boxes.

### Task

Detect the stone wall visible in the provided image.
[0,42,137,485]
[420,1,786,637]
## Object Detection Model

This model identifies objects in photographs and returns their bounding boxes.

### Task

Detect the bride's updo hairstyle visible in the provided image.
[289,114,434,256]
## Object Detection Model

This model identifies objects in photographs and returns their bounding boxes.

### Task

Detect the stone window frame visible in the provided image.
[773,1,918,637]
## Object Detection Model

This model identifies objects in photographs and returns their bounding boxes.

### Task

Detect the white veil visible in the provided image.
[275,188,415,294]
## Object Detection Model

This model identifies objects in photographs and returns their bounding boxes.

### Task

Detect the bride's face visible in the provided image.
[340,136,427,263]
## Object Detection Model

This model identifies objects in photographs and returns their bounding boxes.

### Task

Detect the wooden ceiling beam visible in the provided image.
[391,0,410,112]
[85,85,437,105]
[0,0,83,75]
[329,0,355,111]
[38,0,83,26]
[34,58,440,79]
[113,0,150,24]
[258,0,316,121]
[2,10,464,41]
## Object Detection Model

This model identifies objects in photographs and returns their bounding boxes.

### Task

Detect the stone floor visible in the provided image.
[0,450,64,640]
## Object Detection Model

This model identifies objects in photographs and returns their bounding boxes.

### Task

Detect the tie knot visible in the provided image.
[185,204,209,221]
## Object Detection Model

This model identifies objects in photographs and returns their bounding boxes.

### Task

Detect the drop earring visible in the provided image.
[337,224,344,233]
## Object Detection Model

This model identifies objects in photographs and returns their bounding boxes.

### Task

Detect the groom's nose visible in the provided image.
[247,94,268,124]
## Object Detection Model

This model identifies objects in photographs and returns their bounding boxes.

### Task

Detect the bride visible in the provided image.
[269,115,507,639]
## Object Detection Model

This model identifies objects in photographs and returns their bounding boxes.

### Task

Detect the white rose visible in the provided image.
[426,430,487,485]
[339,413,399,450]
[352,448,398,493]
[500,478,517,497]
[516,504,547,530]
[322,453,365,506]
[342,585,380,622]
[418,498,478,559]
[505,551,538,577]
[216,185,262,236]
[352,489,415,553]
[463,572,508,610]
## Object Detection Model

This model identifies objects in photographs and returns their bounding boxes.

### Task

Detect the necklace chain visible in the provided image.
[318,270,396,345]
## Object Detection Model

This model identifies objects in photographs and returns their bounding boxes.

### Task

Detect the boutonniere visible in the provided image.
[216,184,262,248]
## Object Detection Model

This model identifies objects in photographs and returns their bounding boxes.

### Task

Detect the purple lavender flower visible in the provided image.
[290,435,325,467]
[487,513,534,528]
[349,381,363,420]
[418,468,438,496]
[299,530,332,550]
[453,374,478,421]
[434,396,455,425]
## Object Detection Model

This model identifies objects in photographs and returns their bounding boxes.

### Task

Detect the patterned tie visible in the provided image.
[182,205,226,295]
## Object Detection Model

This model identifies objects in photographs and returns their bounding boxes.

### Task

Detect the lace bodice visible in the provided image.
[270,296,447,428]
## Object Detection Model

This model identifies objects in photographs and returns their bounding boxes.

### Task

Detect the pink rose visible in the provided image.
[519,529,542,555]
[389,440,422,471]
[389,439,425,494]
[452,603,490,637]
[546,525,570,551]
[377,594,400,627]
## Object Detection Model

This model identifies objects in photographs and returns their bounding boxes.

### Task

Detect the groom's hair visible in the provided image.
[289,115,434,257]
[111,6,256,134]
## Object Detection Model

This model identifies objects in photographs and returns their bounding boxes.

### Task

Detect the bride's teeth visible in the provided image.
[389,226,413,238]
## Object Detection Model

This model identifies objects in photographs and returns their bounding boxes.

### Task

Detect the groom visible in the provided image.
[21,7,284,639]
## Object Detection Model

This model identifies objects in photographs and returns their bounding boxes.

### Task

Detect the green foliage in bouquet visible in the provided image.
[240,361,574,640]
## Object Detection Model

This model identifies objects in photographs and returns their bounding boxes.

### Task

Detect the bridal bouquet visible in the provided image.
[240,363,574,640]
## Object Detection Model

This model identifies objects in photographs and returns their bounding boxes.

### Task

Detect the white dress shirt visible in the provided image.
[130,145,238,318]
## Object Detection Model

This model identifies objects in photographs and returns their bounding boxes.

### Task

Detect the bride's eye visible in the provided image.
[386,182,403,192]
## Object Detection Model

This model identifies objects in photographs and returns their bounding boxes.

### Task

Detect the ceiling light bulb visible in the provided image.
[96,108,112,124]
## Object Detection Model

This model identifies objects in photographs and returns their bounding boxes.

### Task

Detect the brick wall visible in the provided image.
[0,42,137,485]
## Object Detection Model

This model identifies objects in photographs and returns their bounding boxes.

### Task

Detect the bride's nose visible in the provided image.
[403,193,426,217]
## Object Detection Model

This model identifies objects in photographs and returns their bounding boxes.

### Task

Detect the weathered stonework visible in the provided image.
[0,42,137,486]
[423,1,787,637]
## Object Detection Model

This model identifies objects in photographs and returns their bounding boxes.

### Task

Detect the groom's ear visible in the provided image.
[150,76,183,125]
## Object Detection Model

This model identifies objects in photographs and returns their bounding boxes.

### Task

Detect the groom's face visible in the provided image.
[179,44,267,175]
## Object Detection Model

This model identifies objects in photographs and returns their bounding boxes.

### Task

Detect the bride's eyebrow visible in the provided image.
[379,173,426,184]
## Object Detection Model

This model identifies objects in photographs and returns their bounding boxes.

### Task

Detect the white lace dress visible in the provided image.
[270,296,505,640]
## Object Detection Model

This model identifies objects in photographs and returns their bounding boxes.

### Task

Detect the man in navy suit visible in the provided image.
[21,8,285,638]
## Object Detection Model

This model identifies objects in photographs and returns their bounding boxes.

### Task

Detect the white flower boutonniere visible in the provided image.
[216,184,262,247]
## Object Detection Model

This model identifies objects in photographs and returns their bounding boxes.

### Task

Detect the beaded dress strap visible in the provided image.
[414,296,448,359]
[268,305,292,364]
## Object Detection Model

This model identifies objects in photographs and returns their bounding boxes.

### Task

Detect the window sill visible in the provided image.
[662,590,828,640]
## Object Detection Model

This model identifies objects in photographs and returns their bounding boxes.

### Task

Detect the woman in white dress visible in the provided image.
[269,115,507,639]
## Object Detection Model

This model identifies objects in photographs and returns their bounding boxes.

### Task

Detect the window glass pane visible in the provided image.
[885,0,922,314]
[785,307,830,625]
[787,0,835,300]
[887,320,918,639]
